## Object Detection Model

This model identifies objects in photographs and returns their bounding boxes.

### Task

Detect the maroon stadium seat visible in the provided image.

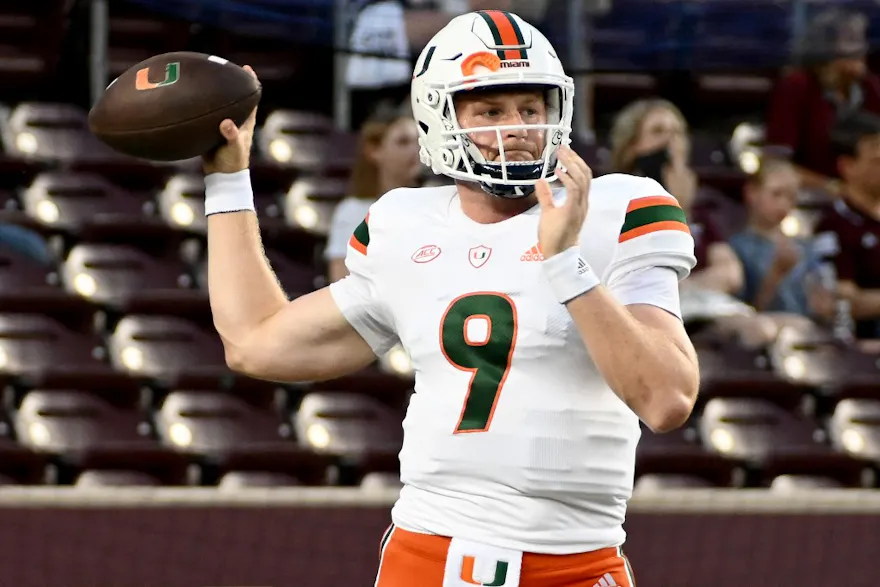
[217,471,303,489]
[74,469,163,487]
[156,390,331,485]
[634,473,717,491]
[767,474,845,493]
[14,390,152,453]
[258,110,354,173]
[636,423,737,487]
[157,174,207,234]
[13,389,188,485]
[699,398,868,487]
[294,392,403,458]
[20,172,166,240]
[106,0,192,79]
[0,102,117,163]
[107,315,229,388]
[770,327,880,398]
[0,244,94,320]
[61,243,207,316]
[283,176,348,236]
[0,313,116,387]
[829,399,880,464]
[697,345,808,409]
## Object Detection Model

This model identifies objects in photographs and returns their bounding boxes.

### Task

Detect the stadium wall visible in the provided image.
[0,488,877,586]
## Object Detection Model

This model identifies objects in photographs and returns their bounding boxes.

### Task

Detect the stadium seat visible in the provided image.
[13,389,191,485]
[107,315,229,388]
[294,392,403,458]
[20,172,166,240]
[61,243,207,316]
[770,327,880,398]
[0,102,117,163]
[258,110,354,173]
[156,390,331,485]
[155,391,291,453]
[697,344,808,409]
[14,390,152,453]
[157,174,206,234]
[636,423,737,487]
[699,398,868,487]
[634,474,717,491]
[767,474,845,493]
[829,399,880,463]
[74,469,163,487]
[283,176,348,236]
[0,313,116,387]
[217,470,303,489]
[0,243,94,319]
[360,471,403,490]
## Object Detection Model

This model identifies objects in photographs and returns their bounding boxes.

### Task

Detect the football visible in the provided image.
[88,51,262,161]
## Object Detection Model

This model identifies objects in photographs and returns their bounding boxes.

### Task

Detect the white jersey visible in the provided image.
[329,173,696,554]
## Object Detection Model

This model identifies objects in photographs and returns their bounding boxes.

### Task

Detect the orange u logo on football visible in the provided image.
[135,62,180,91]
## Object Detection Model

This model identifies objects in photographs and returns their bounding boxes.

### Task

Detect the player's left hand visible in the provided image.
[534,145,592,258]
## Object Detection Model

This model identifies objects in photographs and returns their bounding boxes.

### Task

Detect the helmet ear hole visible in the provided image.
[440,149,455,166]
[425,90,441,107]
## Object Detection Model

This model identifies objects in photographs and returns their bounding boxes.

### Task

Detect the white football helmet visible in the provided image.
[411,10,574,198]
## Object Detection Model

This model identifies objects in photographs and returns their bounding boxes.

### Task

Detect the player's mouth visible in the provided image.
[497,149,538,162]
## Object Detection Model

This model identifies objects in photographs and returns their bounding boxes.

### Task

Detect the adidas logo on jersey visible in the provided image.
[592,573,619,587]
[520,245,544,262]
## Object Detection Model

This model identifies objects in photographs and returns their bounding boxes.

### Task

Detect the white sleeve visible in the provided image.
[324,201,366,261]
[327,214,399,355]
[607,266,683,320]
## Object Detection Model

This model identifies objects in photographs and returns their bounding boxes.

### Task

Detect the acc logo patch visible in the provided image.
[412,244,442,263]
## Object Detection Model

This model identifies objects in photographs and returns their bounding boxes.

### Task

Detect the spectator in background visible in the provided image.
[814,110,880,340]
[325,103,422,283]
[766,8,880,195]
[610,98,742,296]
[729,158,832,318]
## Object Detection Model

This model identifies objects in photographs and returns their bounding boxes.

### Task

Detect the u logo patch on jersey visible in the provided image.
[460,556,508,586]
[443,538,522,587]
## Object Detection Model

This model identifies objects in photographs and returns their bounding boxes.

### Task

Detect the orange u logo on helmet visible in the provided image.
[135,62,181,91]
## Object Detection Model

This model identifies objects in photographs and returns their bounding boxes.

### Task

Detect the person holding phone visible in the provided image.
[609,98,742,297]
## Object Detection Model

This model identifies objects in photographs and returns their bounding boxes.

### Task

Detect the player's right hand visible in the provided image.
[203,65,259,175]
[535,146,592,258]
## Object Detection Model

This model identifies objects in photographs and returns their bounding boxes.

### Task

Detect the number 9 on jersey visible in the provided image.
[439,292,518,434]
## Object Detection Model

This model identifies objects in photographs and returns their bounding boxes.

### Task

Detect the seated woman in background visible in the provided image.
[609,98,744,297]
[729,158,833,320]
[325,103,423,283]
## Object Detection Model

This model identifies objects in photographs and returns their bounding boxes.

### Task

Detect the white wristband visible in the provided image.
[204,169,255,216]
[542,246,601,304]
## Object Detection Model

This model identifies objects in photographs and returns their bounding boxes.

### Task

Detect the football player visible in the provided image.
[203,11,699,587]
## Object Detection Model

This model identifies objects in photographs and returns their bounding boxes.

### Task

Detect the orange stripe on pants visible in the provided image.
[375,526,635,587]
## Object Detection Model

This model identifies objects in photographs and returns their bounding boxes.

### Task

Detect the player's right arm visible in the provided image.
[202,67,391,382]
[207,212,377,382]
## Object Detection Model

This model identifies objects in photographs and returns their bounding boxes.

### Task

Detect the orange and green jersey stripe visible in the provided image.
[477,10,528,60]
[619,195,690,243]
[349,213,370,255]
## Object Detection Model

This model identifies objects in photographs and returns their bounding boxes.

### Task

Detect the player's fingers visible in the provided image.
[556,166,581,212]
[534,179,555,210]
[219,119,240,142]
[558,148,587,194]
[243,65,258,81]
